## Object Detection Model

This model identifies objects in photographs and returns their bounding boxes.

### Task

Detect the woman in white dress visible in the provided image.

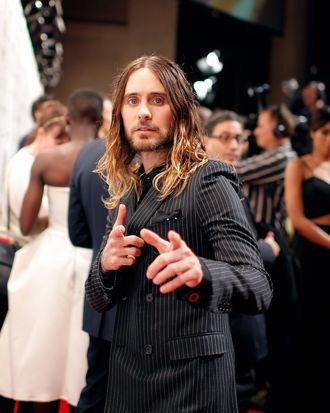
[0,90,102,413]
[0,101,70,413]
[0,100,69,340]
[0,100,69,247]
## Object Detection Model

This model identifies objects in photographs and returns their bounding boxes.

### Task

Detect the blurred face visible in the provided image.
[311,121,330,159]
[100,98,113,136]
[254,111,278,150]
[121,68,174,153]
[303,84,318,108]
[204,120,244,165]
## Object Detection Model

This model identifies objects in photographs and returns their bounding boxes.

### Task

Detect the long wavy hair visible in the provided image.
[98,55,208,209]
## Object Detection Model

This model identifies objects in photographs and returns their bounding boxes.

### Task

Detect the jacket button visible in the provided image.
[146,293,153,302]
[144,344,153,355]
[188,292,200,303]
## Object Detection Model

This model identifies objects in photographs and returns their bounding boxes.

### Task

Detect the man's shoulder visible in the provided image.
[72,138,105,176]
[190,159,239,189]
[77,137,105,162]
[195,159,237,177]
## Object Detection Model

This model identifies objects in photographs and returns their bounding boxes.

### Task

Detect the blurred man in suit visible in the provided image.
[204,110,280,412]
[68,118,116,412]
[85,55,272,413]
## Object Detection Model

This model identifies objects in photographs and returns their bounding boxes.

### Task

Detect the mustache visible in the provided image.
[131,122,159,133]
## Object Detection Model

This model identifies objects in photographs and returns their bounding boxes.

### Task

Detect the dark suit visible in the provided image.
[68,138,116,413]
[86,160,272,413]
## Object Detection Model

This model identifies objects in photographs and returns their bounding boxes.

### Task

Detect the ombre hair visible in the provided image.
[26,100,67,145]
[98,55,208,209]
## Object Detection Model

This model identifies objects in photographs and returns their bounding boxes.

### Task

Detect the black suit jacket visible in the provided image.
[86,160,272,413]
[68,138,116,341]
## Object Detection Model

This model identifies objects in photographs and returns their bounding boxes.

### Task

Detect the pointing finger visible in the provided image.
[113,224,125,238]
[114,204,127,227]
[167,230,183,251]
[140,228,170,254]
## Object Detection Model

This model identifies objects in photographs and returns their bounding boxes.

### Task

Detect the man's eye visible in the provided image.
[152,96,164,105]
[127,97,138,105]
[220,134,230,142]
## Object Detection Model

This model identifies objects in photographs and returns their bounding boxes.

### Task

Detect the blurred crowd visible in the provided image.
[0,72,329,413]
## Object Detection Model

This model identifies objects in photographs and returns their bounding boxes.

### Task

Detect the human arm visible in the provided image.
[285,159,330,249]
[86,162,272,314]
[142,162,272,314]
[194,163,272,313]
[85,204,145,312]
[19,155,48,235]
[258,231,280,267]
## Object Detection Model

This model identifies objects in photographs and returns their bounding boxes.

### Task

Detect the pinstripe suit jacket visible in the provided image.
[85,160,272,413]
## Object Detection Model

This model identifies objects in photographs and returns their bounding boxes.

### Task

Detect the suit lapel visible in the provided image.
[121,189,137,223]
[127,185,164,234]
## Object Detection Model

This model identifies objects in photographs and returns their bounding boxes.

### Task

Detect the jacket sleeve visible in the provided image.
[85,210,119,312]
[68,168,92,249]
[180,161,273,314]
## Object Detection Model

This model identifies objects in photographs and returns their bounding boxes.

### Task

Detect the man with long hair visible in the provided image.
[85,55,272,413]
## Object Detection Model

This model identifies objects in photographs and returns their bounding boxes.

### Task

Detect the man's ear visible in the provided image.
[202,135,208,144]
[98,115,104,130]
[202,135,211,149]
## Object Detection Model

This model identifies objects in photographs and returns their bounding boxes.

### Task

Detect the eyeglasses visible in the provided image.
[210,133,248,145]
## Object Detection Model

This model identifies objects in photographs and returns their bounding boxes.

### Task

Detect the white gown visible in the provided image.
[0,186,92,405]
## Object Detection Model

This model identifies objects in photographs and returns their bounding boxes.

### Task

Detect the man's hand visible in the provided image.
[263,231,281,257]
[140,228,203,294]
[101,204,145,272]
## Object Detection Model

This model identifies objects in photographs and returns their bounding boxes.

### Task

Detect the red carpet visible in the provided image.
[14,400,69,412]
[59,400,69,413]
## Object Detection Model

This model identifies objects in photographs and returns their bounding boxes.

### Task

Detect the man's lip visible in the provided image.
[136,126,155,131]
[227,155,239,161]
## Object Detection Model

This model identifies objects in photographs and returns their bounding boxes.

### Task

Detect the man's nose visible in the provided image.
[229,137,240,148]
[138,104,152,120]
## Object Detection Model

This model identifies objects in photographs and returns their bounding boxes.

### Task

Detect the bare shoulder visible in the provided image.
[287,156,303,170]
[286,156,305,181]
[33,142,80,186]
[33,145,63,170]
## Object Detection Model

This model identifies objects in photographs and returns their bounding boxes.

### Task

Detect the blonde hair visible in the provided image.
[98,55,208,209]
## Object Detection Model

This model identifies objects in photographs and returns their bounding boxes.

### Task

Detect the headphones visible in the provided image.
[272,104,289,138]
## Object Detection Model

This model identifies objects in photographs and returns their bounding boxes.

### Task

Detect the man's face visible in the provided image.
[303,84,318,108]
[121,68,174,153]
[254,111,278,150]
[101,98,113,135]
[204,120,244,165]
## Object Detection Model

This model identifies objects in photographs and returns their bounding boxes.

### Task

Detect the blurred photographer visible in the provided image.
[235,104,300,413]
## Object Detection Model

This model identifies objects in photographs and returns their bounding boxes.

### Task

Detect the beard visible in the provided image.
[125,123,174,153]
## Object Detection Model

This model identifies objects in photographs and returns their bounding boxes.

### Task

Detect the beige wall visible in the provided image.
[269,0,309,104]
[53,22,129,100]
[52,0,310,108]
[53,0,178,102]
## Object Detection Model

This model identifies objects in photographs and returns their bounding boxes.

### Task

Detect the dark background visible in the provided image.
[176,0,329,114]
[58,0,330,115]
